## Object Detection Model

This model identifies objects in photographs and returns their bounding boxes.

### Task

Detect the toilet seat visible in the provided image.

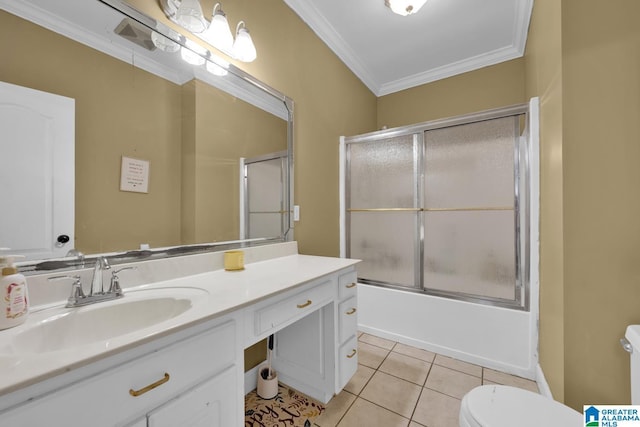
[459,385,582,427]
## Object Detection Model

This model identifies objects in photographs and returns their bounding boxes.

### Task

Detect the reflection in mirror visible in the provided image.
[0,0,293,270]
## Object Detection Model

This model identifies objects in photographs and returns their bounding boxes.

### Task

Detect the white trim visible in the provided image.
[528,96,541,382]
[377,45,523,96]
[536,363,553,399]
[339,137,346,258]
[239,157,246,240]
[514,0,535,54]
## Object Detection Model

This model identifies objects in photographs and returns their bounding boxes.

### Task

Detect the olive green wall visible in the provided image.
[560,0,640,408]
[377,59,526,128]
[524,0,640,408]
[523,0,565,402]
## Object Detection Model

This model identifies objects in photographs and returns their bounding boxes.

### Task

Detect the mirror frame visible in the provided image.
[7,0,295,274]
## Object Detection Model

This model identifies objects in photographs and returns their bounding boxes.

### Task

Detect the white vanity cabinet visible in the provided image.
[0,249,359,427]
[336,270,359,391]
[133,366,237,427]
[0,316,242,427]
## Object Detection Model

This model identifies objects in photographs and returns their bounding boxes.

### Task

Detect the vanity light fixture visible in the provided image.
[160,0,257,62]
[206,60,229,77]
[232,21,257,63]
[385,0,428,16]
[180,39,206,65]
[175,0,207,32]
[151,31,180,53]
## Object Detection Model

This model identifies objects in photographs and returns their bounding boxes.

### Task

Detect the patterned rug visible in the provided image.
[245,383,325,427]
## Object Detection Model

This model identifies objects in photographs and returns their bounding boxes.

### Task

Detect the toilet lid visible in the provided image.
[461,385,582,427]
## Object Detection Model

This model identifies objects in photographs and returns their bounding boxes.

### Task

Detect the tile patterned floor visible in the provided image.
[314,332,539,427]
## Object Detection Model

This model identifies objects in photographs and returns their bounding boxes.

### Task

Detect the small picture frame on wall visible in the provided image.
[120,156,150,193]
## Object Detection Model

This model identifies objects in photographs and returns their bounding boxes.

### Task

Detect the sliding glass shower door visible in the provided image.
[344,105,530,309]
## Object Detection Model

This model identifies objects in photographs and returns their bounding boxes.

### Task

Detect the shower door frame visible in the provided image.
[342,103,531,311]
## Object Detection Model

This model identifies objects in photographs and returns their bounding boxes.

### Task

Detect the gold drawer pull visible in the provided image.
[347,349,357,358]
[129,373,170,397]
[346,308,357,315]
[346,283,356,289]
[297,300,312,309]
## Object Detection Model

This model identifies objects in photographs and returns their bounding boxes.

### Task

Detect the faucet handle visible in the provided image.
[49,275,85,307]
[109,267,137,296]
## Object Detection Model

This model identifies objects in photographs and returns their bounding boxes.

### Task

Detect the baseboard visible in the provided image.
[358,323,537,380]
[536,363,553,399]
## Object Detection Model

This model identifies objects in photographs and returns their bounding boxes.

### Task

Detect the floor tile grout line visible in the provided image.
[354,394,414,424]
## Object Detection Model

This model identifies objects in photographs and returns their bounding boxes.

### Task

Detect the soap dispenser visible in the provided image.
[0,255,29,330]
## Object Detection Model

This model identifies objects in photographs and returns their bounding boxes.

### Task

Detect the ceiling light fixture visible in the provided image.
[232,21,257,63]
[385,0,428,16]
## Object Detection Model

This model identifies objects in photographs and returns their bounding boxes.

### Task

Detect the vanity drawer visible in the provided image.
[338,335,358,391]
[1,320,237,427]
[339,296,358,344]
[338,270,358,300]
[254,278,333,336]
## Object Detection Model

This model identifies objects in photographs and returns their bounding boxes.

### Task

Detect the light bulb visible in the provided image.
[232,22,257,62]
[202,3,234,52]
[151,31,180,53]
[180,40,206,65]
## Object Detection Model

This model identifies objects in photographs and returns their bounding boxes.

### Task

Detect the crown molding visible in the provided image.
[283,0,532,97]
[377,45,523,96]
[0,0,186,85]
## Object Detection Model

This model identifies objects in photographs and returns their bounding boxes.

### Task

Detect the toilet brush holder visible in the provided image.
[256,363,278,399]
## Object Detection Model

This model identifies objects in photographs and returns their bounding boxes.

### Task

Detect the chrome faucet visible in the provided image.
[90,257,111,296]
[48,257,136,308]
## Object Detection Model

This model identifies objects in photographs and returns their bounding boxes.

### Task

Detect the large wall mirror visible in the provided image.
[0,0,294,270]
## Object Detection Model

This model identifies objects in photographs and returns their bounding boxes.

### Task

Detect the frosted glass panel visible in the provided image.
[350,212,416,288]
[349,136,415,208]
[423,210,515,300]
[425,116,517,208]
[248,213,282,239]
[247,158,282,211]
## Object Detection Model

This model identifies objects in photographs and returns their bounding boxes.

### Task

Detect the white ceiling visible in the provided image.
[283,0,533,96]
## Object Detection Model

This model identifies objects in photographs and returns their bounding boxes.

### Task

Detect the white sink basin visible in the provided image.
[10,287,208,354]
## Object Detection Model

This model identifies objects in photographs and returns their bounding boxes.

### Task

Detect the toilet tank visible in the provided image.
[624,325,640,404]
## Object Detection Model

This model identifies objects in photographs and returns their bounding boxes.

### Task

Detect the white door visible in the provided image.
[0,81,75,260]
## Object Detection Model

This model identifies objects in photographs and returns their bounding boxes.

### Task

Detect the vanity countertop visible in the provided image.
[0,251,359,397]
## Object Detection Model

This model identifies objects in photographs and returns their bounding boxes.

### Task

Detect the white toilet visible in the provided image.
[460,324,640,426]
[459,384,581,427]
